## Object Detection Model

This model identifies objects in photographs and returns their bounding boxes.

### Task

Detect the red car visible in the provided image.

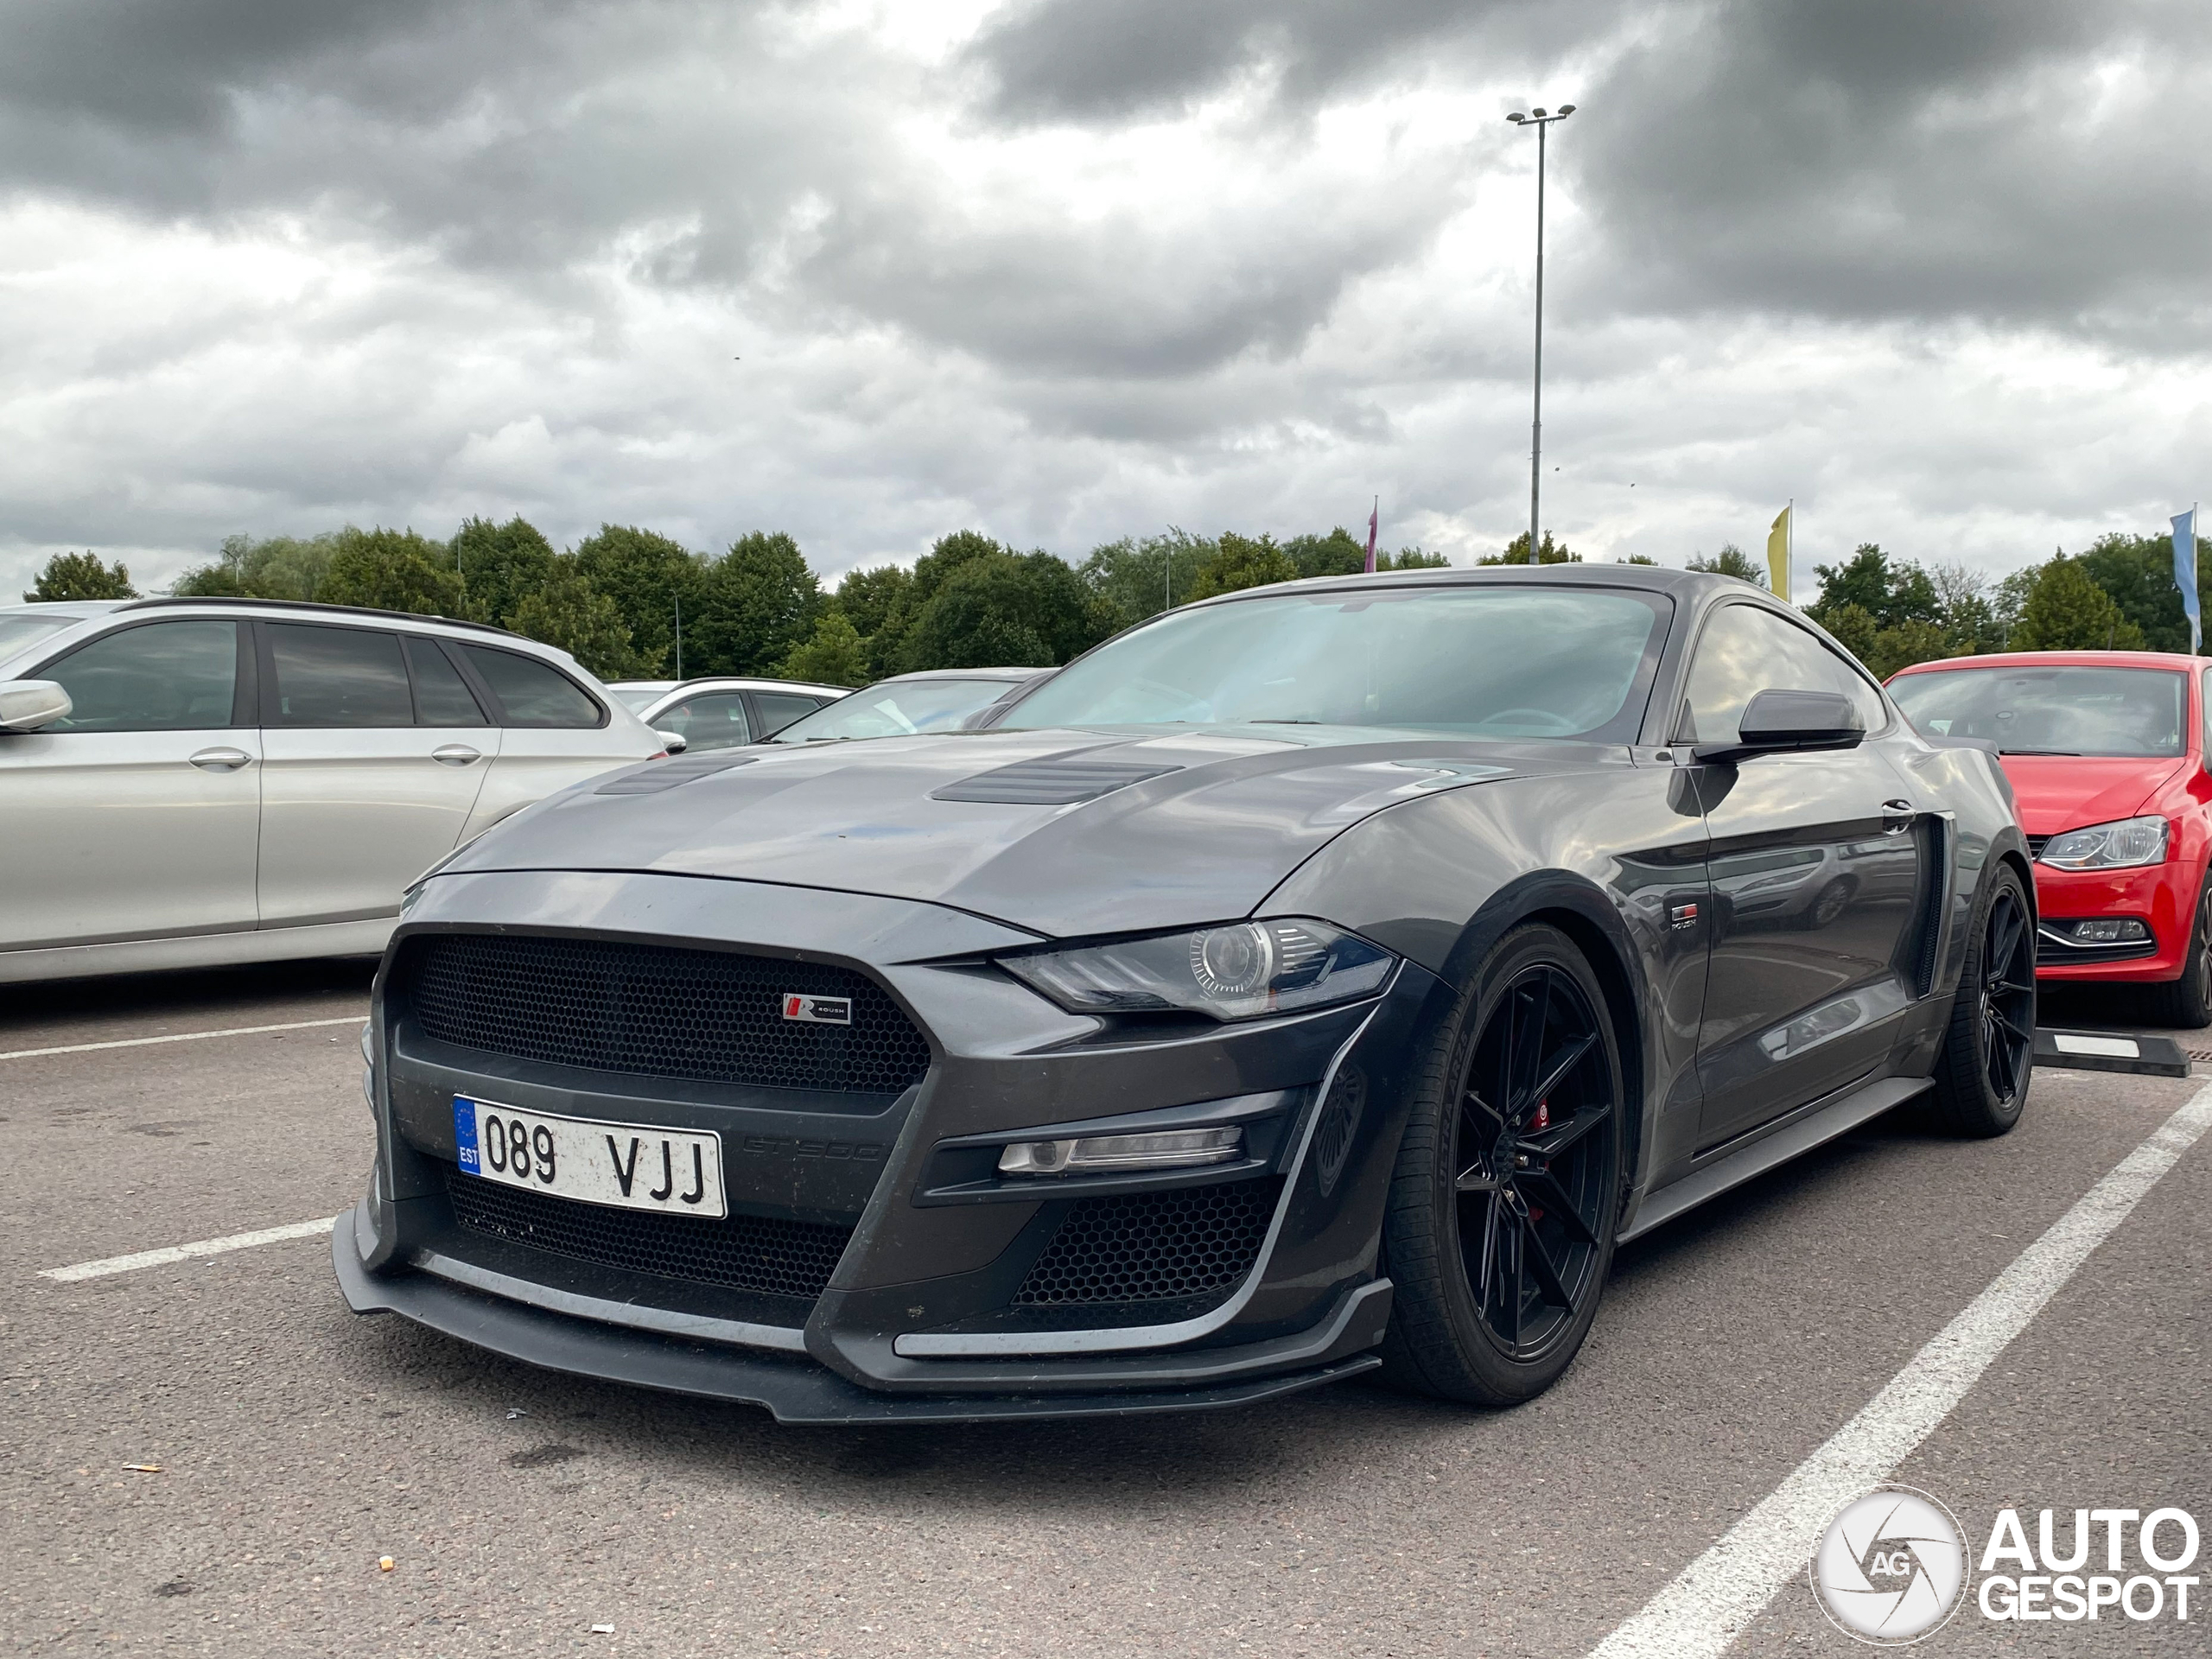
[1888,650,2212,1024]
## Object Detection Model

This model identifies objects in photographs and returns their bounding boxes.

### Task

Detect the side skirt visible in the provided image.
[1617,1073,1932,1243]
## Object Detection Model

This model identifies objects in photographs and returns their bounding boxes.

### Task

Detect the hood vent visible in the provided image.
[932,755,1181,806]
[595,753,759,796]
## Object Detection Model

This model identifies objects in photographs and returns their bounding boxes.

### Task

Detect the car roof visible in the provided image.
[0,600,135,620]
[100,594,524,637]
[643,677,849,697]
[1183,562,1738,604]
[875,666,1049,683]
[1889,650,2204,677]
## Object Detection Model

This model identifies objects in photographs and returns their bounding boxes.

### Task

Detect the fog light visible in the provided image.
[2070,918,2150,944]
[997,1127,1243,1176]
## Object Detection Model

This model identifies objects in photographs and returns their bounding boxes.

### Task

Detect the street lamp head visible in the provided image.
[1507,111,1526,123]
[1531,106,1548,118]
[1559,103,1576,115]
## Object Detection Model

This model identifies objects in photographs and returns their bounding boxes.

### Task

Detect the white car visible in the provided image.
[0,597,667,983]
[606,677,849,751]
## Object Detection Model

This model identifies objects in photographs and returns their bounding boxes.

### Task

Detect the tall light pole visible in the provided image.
[1506,102,1573,562]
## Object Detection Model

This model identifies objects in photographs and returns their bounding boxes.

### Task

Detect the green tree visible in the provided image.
[1820,601,1879,664]
[506,558,650,679]
[1189,531,1298,599]
[1079,530,1215,630]
[1927,561,1999,654]
[318,527,467,617]
[171,532,342,601]
[25,551,137,601]
[1990,565,2038,644]
[779,608,871,685]
[2008,556,2147,652]
[899,548,1114,671]
[574,525,703,677]
[1807,544,1939,632]
[1687,543,1766,586]
[451,516,556,629]
[2072,531,2193,652]
[1284,526,1366,579]
[1481,531,1579,565]
[692,531,823,677]
[1618,554,1660,567]
[835,565,915,640]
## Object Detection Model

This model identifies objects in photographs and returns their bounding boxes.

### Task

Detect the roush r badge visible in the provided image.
[782,993,853,1026]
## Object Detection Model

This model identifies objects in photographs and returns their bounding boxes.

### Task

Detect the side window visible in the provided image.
[43,620,239,733]
[1678,605,1884,745]
[459,645,602,728]
[267,624,414,727]
[404,637,488,727]
[658,692,752,750]
[751,691,823,735]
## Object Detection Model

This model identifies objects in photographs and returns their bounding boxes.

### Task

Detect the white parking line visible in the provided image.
[1587,1081,2212,1659]
[40,1216,340,1282]
[0,1016,365,1062]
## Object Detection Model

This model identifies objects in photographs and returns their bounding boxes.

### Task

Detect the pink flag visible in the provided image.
[1363,498,1378,574]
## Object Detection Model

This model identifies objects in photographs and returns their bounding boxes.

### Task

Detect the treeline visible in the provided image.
[20,521,1445,684]
[24,521,2195,687]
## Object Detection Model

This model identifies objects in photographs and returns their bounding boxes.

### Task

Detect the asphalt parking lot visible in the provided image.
[3,967,2206,1658]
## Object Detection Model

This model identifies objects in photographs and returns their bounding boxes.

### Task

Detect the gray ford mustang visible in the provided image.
[335,565,2034,1422]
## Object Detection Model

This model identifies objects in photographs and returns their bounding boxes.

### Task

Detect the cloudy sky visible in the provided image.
[3,0,2209,599]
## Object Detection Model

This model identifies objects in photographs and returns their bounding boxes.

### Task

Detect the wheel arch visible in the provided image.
[1425,872,1652,1220]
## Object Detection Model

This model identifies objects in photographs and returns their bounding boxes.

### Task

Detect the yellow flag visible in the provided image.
[1766,505,1791,601]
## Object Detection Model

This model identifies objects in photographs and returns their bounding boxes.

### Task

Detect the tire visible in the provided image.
[2139,873,2212,1029]
[1378,924,1624,1406]
[1928,862,2036,1138]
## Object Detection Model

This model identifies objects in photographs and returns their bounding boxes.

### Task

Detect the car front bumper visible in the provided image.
[2031,857,2198,982]
[337,868,1437,1421]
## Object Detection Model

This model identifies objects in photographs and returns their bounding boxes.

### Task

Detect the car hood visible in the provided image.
[1999,753,2191,835]
[436,726,1610,939]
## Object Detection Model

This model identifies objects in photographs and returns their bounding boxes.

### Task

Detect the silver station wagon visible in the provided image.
[0,597,664,982]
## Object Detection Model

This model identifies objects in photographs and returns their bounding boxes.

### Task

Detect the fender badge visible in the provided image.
[1670,902,1700,931]
[782,994,853,1026]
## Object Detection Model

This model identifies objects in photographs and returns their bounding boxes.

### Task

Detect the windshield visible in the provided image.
[0,613,79,666]
[998,586,1669,740]
[607,684,671,714]
[768,677,1022,742]
[1890,664,2188,757]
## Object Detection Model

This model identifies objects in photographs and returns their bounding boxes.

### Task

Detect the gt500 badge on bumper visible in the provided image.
[454,1096,727,1217]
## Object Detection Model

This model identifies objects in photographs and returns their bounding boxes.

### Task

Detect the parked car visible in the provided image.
[762,667,1051,745]
[1888,649,2212,1023]
[0,597,666,983]
[339,566,2031,1422]
[606,677,849,749]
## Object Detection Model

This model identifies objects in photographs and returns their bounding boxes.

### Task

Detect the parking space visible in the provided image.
[3,969,2206,1656]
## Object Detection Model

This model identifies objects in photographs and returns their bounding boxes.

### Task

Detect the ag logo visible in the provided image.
[781,993,852,1026]
[1811,1485,1970,1645]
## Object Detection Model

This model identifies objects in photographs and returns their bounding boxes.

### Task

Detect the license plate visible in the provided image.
[454,1096,727,1219]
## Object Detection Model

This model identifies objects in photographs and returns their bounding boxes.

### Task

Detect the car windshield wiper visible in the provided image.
[1250,719,1321,725]
[1997,747,2081,755]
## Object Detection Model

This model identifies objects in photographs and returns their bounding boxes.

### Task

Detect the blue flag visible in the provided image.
[2177,509,2200,657]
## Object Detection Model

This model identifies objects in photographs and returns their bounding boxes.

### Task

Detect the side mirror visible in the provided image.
[1696,688,1864,764]
[0,680,72,732]
[655,730,689,755]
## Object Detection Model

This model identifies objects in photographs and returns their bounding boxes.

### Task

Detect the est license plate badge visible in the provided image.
[454,1096,727,1218]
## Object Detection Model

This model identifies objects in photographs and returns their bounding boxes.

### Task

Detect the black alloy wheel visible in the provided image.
[1454,963,1618,1360]
[1929,863,2035,1137]
[1380,924,1623,1405]
[1977,883,2036,1108]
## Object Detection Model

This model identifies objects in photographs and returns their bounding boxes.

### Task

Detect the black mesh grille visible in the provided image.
[405,933,930,1094]
[2027,835,2050,859]
[444,1167,852,1300]
[1014,1179,1281,1306]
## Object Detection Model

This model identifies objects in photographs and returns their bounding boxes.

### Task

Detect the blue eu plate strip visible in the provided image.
[453,1096,480,1174]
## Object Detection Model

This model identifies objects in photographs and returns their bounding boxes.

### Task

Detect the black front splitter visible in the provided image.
[333,1214,1378,1425]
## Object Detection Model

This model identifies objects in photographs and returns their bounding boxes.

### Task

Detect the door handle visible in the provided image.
[1882,798,1915,834]
[430,745,483,766]
[188,747,252,772]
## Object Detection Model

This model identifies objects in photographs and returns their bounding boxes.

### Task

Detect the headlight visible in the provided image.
[2039,816,2170,870]
[999,918,1395,1021]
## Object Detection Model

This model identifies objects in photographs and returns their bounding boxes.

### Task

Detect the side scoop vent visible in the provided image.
[931,756,1181,806]
[595,753,759,795]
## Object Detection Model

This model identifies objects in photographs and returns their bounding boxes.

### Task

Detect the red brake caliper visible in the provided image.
[1528,1101,1549,1221]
